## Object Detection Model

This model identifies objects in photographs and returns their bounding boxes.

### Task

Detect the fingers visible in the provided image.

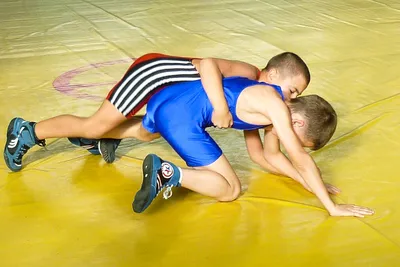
[325,183,341,195]
[351,205,374,215]
[211,113,234,128]
[212,120,234,129]
[331,204,375,217]
[353,213,365,218]
[332,188,341,195]
[327,187,340,195]
[348,204,375,217]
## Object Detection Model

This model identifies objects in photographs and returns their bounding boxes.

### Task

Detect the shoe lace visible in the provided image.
[155,181,174,200]
[154,170,174,200]
[163,186,173,199]
[37,139,46,147]
[16,144,30,161]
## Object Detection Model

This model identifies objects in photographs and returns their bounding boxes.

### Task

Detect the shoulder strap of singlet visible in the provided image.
[259,81,284,101]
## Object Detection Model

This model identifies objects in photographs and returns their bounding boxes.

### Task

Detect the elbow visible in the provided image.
[249,153,260,164]
[198,58,219,76]
[262,151,276,163]
[199,57,215,68]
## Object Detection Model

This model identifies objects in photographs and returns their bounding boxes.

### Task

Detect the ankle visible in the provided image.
[30,122,46,146]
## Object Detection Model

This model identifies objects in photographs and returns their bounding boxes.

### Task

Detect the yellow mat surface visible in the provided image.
[1,0,399,266]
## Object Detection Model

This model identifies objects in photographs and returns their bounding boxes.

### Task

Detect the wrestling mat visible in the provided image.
[0,0,399,266]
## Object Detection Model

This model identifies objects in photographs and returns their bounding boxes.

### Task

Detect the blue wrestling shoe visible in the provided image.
[133,154,182,213]
[68,138,121,163]
[4,117,46,172]
[68,137,100,155]
[98,138,122,163]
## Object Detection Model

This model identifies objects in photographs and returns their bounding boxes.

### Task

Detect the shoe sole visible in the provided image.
[3,118,21,172]
[132,154,155,213]
[68,138,100,155]
[99,139,116,163]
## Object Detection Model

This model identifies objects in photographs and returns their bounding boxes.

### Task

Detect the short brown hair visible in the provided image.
[288,95,337,150]
[264,52,311,85]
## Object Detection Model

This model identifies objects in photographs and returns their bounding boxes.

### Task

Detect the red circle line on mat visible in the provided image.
[53,58,134,101]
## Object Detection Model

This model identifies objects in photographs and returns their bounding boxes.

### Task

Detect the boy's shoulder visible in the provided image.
[245,83,285,102]
[240,83,288,123]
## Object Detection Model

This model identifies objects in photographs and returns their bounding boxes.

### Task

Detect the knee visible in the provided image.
[137,132,160,142]
[86,130,105,139]
[136,122,160,141]
[81,121,110,139]
[217,183,241,202]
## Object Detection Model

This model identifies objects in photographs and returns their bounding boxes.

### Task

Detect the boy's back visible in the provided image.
[144,76,284,133]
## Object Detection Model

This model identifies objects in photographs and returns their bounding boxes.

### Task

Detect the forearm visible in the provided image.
[251,153,281,174]
[294,155,336,211]
[198,59,229,112]
[264,153,312,192]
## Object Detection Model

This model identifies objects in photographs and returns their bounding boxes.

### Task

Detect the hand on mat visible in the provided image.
[212,109,233,128]
[329,204,374,218]
[325,183,341,195]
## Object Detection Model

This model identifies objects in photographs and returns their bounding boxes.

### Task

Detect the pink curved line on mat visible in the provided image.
[53,58,134,101]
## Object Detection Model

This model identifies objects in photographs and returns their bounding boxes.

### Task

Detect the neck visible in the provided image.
[258,71,270,83]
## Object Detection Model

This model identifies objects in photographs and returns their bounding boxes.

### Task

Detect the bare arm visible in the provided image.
[245,128,312,191]
[262,90,335,212]
[244,129,339,194]
[244,129,282,174]
[261,128,313,191]
[194,58,259,128]
[255,85,373,217]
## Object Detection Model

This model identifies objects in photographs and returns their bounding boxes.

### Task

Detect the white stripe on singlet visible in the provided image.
[110,59,197,107]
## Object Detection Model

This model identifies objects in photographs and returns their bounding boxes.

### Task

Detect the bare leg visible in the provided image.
[35,100,126,140]
[133,154,241,213]
[179,155,241,201]
[91,117,160,164]
[101,116,160,141]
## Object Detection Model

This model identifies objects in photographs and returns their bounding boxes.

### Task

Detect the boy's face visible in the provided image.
[265,69,308,100]
[279,75,308,100]
[292,126,313,148]
[270,113,314,149]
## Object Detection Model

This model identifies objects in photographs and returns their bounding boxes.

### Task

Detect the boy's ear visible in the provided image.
[267,68,279,81]
[292,117,305,128]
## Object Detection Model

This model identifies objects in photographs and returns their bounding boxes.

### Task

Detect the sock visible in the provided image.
[178,167,183,184]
